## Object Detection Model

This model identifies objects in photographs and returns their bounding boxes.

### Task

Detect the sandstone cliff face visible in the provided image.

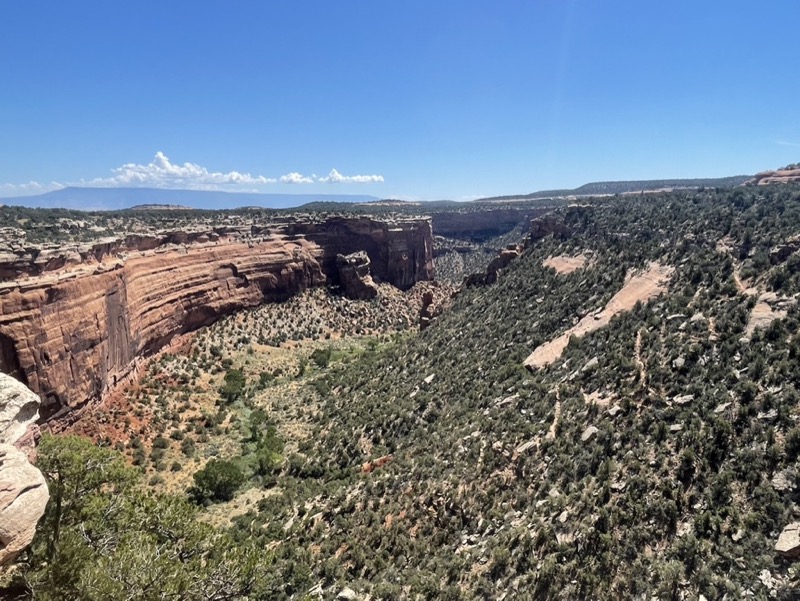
[0,373,48,566]
[0,217,433,421]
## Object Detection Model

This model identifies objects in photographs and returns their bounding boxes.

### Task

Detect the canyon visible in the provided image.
[0,216,434,422]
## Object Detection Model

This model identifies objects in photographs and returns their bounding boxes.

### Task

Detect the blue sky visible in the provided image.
[1,1,799,200]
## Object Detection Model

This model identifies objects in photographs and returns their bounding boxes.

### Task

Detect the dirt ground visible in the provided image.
[542,254,589,275]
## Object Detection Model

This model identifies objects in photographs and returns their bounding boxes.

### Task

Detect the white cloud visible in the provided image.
[85,152,276,188]
[0,153,384,197]
[279,171,315,184]
[776,139,800,148]
[0,181,64,197]
[279,169,385,184]
[317,168,384,184]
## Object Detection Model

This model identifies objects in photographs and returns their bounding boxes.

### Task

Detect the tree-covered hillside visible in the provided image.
[243,183,800,599]
[480,176,751,201]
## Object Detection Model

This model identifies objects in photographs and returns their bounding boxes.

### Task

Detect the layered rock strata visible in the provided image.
[0,217,433,421]
[0,373,48,566]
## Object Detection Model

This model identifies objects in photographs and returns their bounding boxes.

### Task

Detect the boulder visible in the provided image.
[581,425,599,442]
[772,470,795,492]
[0,373,49,566]
[582,356,599,372]
[362,454,393,474]
[775,522,800,558]
[337,587,358,600]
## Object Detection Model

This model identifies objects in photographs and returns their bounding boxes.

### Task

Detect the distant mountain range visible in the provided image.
[0,187,380,211]
[478,175,752,202]
[0,175,756,211]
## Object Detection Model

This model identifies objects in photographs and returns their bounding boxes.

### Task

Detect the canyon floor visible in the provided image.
[64,281,455,508]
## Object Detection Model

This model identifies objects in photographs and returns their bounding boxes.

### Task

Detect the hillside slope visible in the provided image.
[236,183,800,599]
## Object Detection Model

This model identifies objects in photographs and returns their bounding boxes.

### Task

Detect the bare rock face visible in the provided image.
[0,217,434,422]
[0,371,41,449]
[0,373,48,566]
[336,251,378,300]
[0,237,327,421]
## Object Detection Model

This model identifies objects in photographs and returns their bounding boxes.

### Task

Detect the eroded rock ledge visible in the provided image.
[0,216,433,421]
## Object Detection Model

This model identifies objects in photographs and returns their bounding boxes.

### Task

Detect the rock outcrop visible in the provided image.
[529,213,570,242]
[0,217,433,422]
[419,290,436,330]
[464,245,522,287]
[745,167,800,187]
[336,251,378,300]
[0,373,48,566]
[770,236,800,265]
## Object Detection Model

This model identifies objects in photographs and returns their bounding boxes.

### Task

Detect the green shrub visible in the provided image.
[190,459,245,503]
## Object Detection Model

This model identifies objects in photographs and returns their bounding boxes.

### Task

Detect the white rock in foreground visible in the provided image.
[0,373,49,566]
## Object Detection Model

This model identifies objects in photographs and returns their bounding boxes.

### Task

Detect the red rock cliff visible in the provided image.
[0,217,433,421]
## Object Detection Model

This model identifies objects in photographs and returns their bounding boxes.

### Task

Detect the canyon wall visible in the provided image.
[431,207,552,242]
[286,216,434,290]
[0,217,433,421]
